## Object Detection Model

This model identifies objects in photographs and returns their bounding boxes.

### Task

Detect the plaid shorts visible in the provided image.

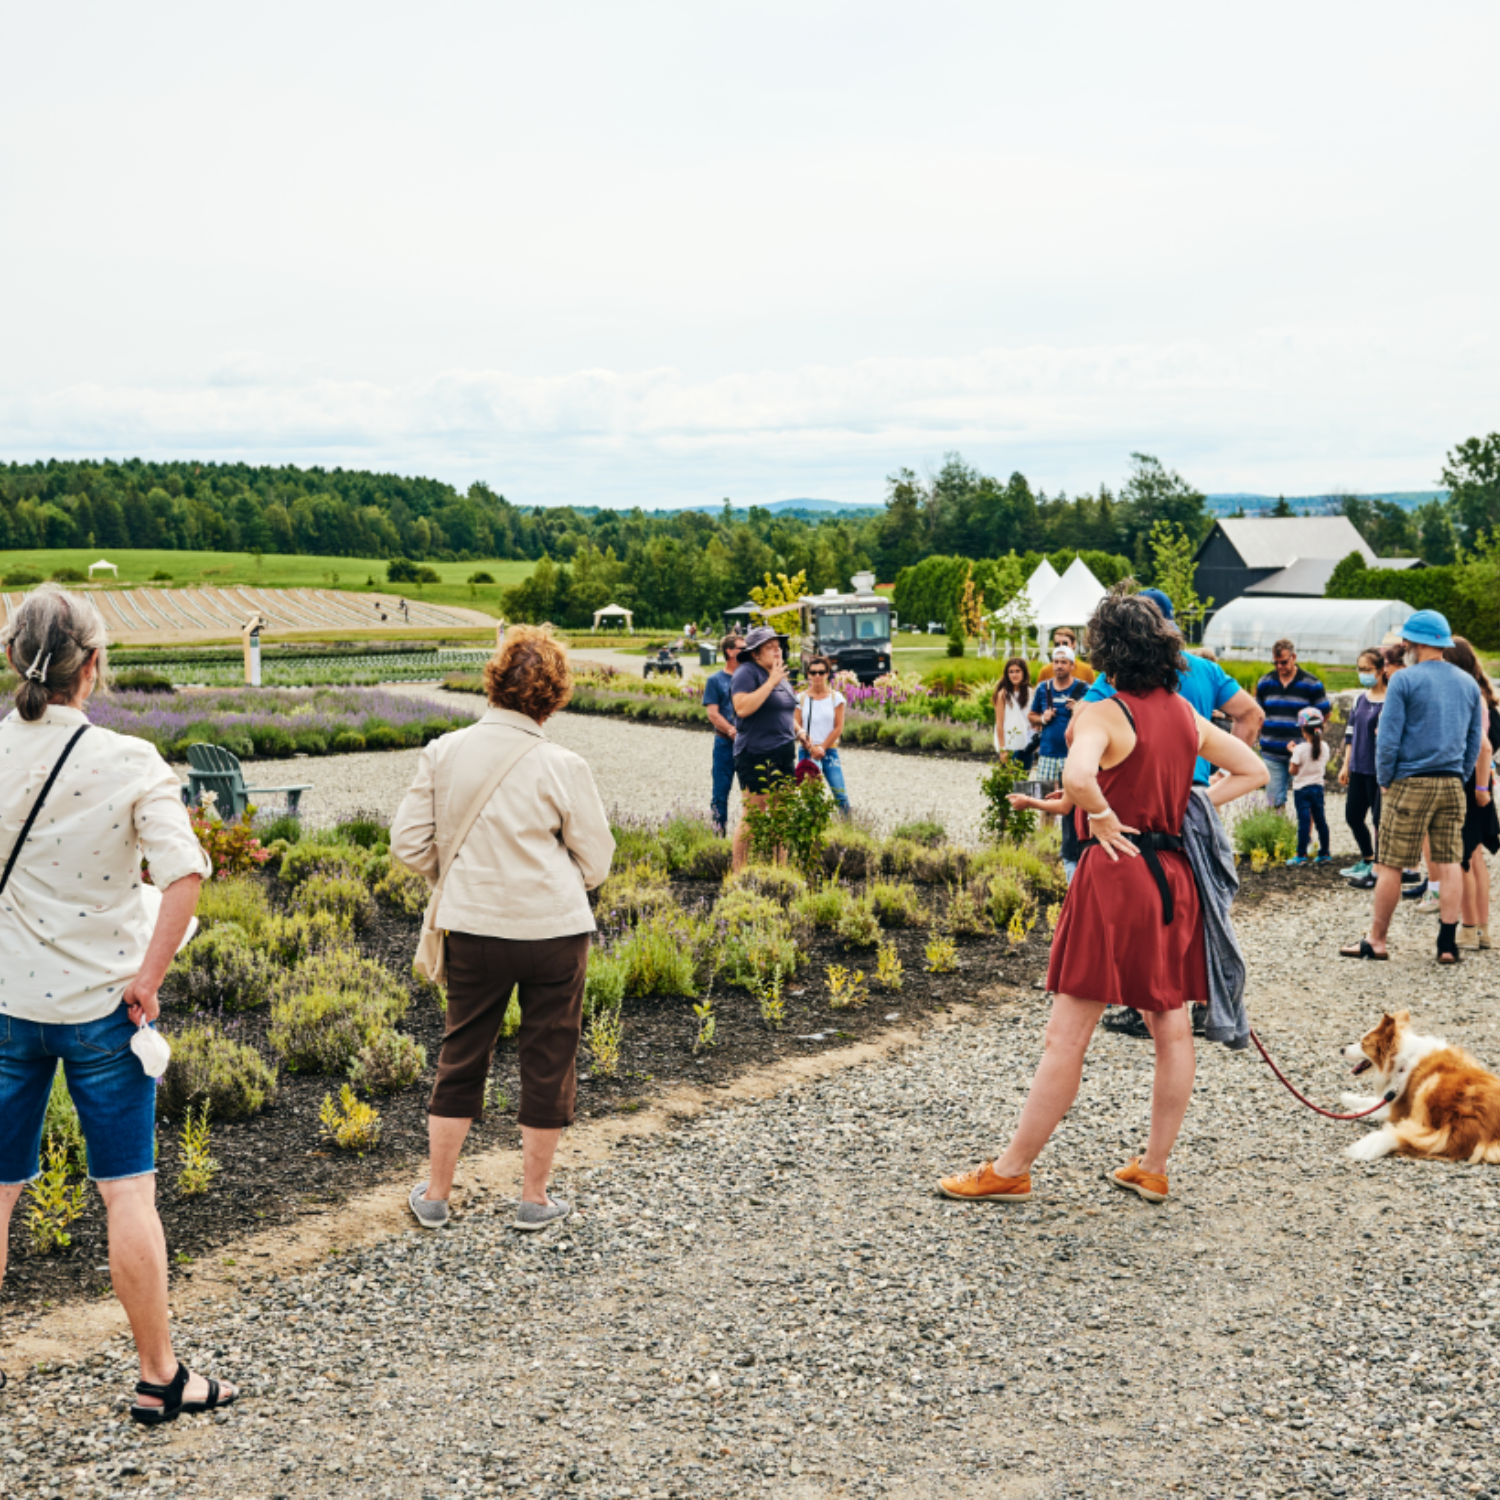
[1033,753,1067,785]
[1376,775,1466,870]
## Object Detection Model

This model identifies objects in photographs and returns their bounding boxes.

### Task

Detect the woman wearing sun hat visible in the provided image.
[729,624,800,872]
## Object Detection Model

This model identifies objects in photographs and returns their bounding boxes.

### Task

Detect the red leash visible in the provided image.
[1248,1029,1394,1120]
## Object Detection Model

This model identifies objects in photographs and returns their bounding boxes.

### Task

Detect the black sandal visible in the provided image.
[1338,939,1389,960]
[130,1362,189,1426]
[183,1375,236,1415]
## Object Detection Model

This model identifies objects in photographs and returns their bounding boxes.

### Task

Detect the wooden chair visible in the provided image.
[182,743,313,819]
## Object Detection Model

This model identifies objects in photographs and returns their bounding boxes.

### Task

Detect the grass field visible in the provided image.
[0,548,533,618]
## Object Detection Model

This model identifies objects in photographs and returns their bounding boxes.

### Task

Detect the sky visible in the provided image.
[2,2,1496,510]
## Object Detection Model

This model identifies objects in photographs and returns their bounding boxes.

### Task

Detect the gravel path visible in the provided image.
[4,875,1497,1499]
[216,687,994,841]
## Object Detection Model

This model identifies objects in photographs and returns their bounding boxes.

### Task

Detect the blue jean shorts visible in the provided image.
[0,1005,158,1184]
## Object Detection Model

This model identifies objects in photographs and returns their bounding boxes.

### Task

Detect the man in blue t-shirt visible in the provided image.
[1080,590,1265,785]
[1028,646,1088,788]
[702,633,743,834]
[1255,639,1332,808]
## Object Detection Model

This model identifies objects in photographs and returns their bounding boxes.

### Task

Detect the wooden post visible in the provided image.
[242,612,268,686]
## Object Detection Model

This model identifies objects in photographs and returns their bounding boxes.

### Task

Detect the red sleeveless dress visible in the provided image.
[1046,687,1207,1010]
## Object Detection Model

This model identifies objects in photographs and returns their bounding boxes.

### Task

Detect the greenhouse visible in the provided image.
[1202,597,1415,664]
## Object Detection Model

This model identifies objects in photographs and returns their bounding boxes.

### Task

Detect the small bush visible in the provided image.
[723,864,808,905]
[891,818,946,848]
[348,1031,427,1094]
[150,568,175,581]
[681,841,731,881]
[790,884,850,930]
[895,723,927,749]
[331,812,388,848]
[50,566,87,583]
[979,758,1038,844]
[868,880,926,928]
[468,570,496,584]
[981,872,1032,930]
[583,949,628,1018]
[170,924,276,1012]
[270,988,393,1074]
[331,730,368,753]
[43,1067,86,1173]
[195,876,272,936]
[614,911,709,998]
[883,838,967,885]
[257,810,303,845]
[821,823,880,880]
[278,841,372,885]
[1233,807,1298,860]
[2,567,41,587]
[320,1083,383,1151]
[595,864,677,929]
[943,883,991,936]
[158,1027,278,1120]
[715,886,785,932]
[877,722,904,744]
[365,725,404,751]
[374,858,429,916]
[111,668,175,694]
[262,909,350,964]
[251,725,295,758]
[275,948,409,1023]
[300,870,378,930]
[836,895,882,948]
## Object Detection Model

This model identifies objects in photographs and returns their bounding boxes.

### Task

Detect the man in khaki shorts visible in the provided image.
[1340,610,1484,965]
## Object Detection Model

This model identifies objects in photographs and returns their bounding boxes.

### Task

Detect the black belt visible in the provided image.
[1079,829,1185,924]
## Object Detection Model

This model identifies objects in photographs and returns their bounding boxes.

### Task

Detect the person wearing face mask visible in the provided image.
[1337,648,1390,881]
[1340,610,1485,965]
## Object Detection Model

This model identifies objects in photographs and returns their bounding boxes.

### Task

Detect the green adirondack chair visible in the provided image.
[183,743,313,819]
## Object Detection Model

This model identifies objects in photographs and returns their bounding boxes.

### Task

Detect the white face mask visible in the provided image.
[131,1024,172,1079]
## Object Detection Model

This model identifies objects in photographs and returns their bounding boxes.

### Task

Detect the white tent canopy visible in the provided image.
[592,603,634,632]
[87,558,118,577]
[1021,558,1060,615]
[1034,557,1108,644]
[1203,597,1414,665]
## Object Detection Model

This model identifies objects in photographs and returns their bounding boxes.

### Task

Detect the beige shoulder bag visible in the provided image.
[413,732,543,987]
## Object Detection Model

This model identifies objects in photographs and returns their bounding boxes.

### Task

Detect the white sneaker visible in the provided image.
[1414,892,1443,916]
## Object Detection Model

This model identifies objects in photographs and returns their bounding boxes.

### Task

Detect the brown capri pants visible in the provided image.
[428,931,591,1130]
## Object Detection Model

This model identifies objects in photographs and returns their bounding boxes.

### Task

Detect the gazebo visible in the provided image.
[592,603,634,633]
[87,559,118,579]
[1034,556,1108,650]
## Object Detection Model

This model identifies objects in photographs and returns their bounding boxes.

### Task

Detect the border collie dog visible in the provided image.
[1340,1011,1500,1163]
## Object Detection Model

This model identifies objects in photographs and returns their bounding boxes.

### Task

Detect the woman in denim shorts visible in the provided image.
[0,587,231,1423]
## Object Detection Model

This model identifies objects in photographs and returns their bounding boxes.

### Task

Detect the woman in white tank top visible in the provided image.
[794,655,850,811]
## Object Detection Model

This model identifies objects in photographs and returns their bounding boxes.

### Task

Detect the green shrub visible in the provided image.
[298,733,330,757]
[269,989,393,1074]
[877,722,903,745]
[169,924,276,1012]
[2,567,41,587]
[50,566,86,583]
[111,668,175,694]
[980,758,1037,844]
[724,864,808,904]
[278,842,371,885]
[969,841,1065,895]
[721,915,801,990]
[257,810,303,845]
[1233,807,1298,859]
[332,812,389,848]
[715,886,786,933]
[981,872,1032,929]
[195,876,272,937]
[836,895,882,948]
[300,871,377,930]
[613,911,709,998]
[595,863,677,929]
[868,880,926,928]
[883,839,968,885]
[275,948,409,1023]
[251,725,295,758]
[150,568,174,581]
[821,823,880,880]
[158,1027,278,1120]
[43,1067,86,1173]
[365,725,403,751]
[374,859,429,916]
[790,884,850,930]
[348,1031,427,1094]
[943,883,991,936]
[657,813,727,874]
[895,723,927,749]
[469,570,496,584]
[331,730,367,753]
[681,841,731,881]
[583,949,628,1018]
[891,818,946,847]
[263,909,350,964]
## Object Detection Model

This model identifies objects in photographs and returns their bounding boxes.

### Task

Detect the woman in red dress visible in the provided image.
[940,591,1267,1205]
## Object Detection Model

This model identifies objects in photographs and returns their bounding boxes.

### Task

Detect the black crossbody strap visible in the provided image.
[0,724,91,897]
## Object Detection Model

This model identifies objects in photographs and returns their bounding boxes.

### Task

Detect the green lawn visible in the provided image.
[0,548,534,618]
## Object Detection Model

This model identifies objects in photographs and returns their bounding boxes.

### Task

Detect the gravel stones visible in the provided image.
[2,872,1497,1498]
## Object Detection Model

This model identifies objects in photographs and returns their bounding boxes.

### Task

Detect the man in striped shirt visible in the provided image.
[1255,639,1332,808]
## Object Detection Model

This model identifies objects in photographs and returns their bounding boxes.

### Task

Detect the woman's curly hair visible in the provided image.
[482,625,573,721]
[1084,587,1189,694]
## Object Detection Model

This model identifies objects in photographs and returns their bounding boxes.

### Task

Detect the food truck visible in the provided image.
[797,571,893,683]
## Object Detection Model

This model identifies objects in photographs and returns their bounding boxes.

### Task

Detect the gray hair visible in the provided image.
[0,585,110,721]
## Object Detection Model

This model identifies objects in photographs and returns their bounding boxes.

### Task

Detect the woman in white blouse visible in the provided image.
[0,587,231,1423]
[992,656,1035,763]
[793,655,850,811]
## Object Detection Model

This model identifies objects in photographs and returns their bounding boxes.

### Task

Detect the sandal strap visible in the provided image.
[134,1362,189,1411]
[202,1378,220,1410]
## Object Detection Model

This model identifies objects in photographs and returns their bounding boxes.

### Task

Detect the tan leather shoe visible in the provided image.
[1458,925,1480,950]
[1107,1158,1168,1204]
[937,1162,1032,1202]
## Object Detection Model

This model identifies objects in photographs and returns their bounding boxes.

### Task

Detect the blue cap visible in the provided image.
[1138,588,1175,620]
[1400,609,1453,649]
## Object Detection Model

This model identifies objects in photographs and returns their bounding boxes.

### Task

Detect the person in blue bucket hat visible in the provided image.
[1340,609,1486,965]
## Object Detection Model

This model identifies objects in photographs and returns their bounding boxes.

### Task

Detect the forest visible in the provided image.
[3,438,1494,631]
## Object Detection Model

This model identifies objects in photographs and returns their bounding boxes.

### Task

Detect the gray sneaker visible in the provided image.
[513,1198,571,1232]
[409,1181,450,1230]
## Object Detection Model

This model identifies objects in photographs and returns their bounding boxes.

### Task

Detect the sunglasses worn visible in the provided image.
[807,669,828,676]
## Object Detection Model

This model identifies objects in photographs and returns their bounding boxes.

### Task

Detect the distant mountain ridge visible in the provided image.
[1205,490,1447,516]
